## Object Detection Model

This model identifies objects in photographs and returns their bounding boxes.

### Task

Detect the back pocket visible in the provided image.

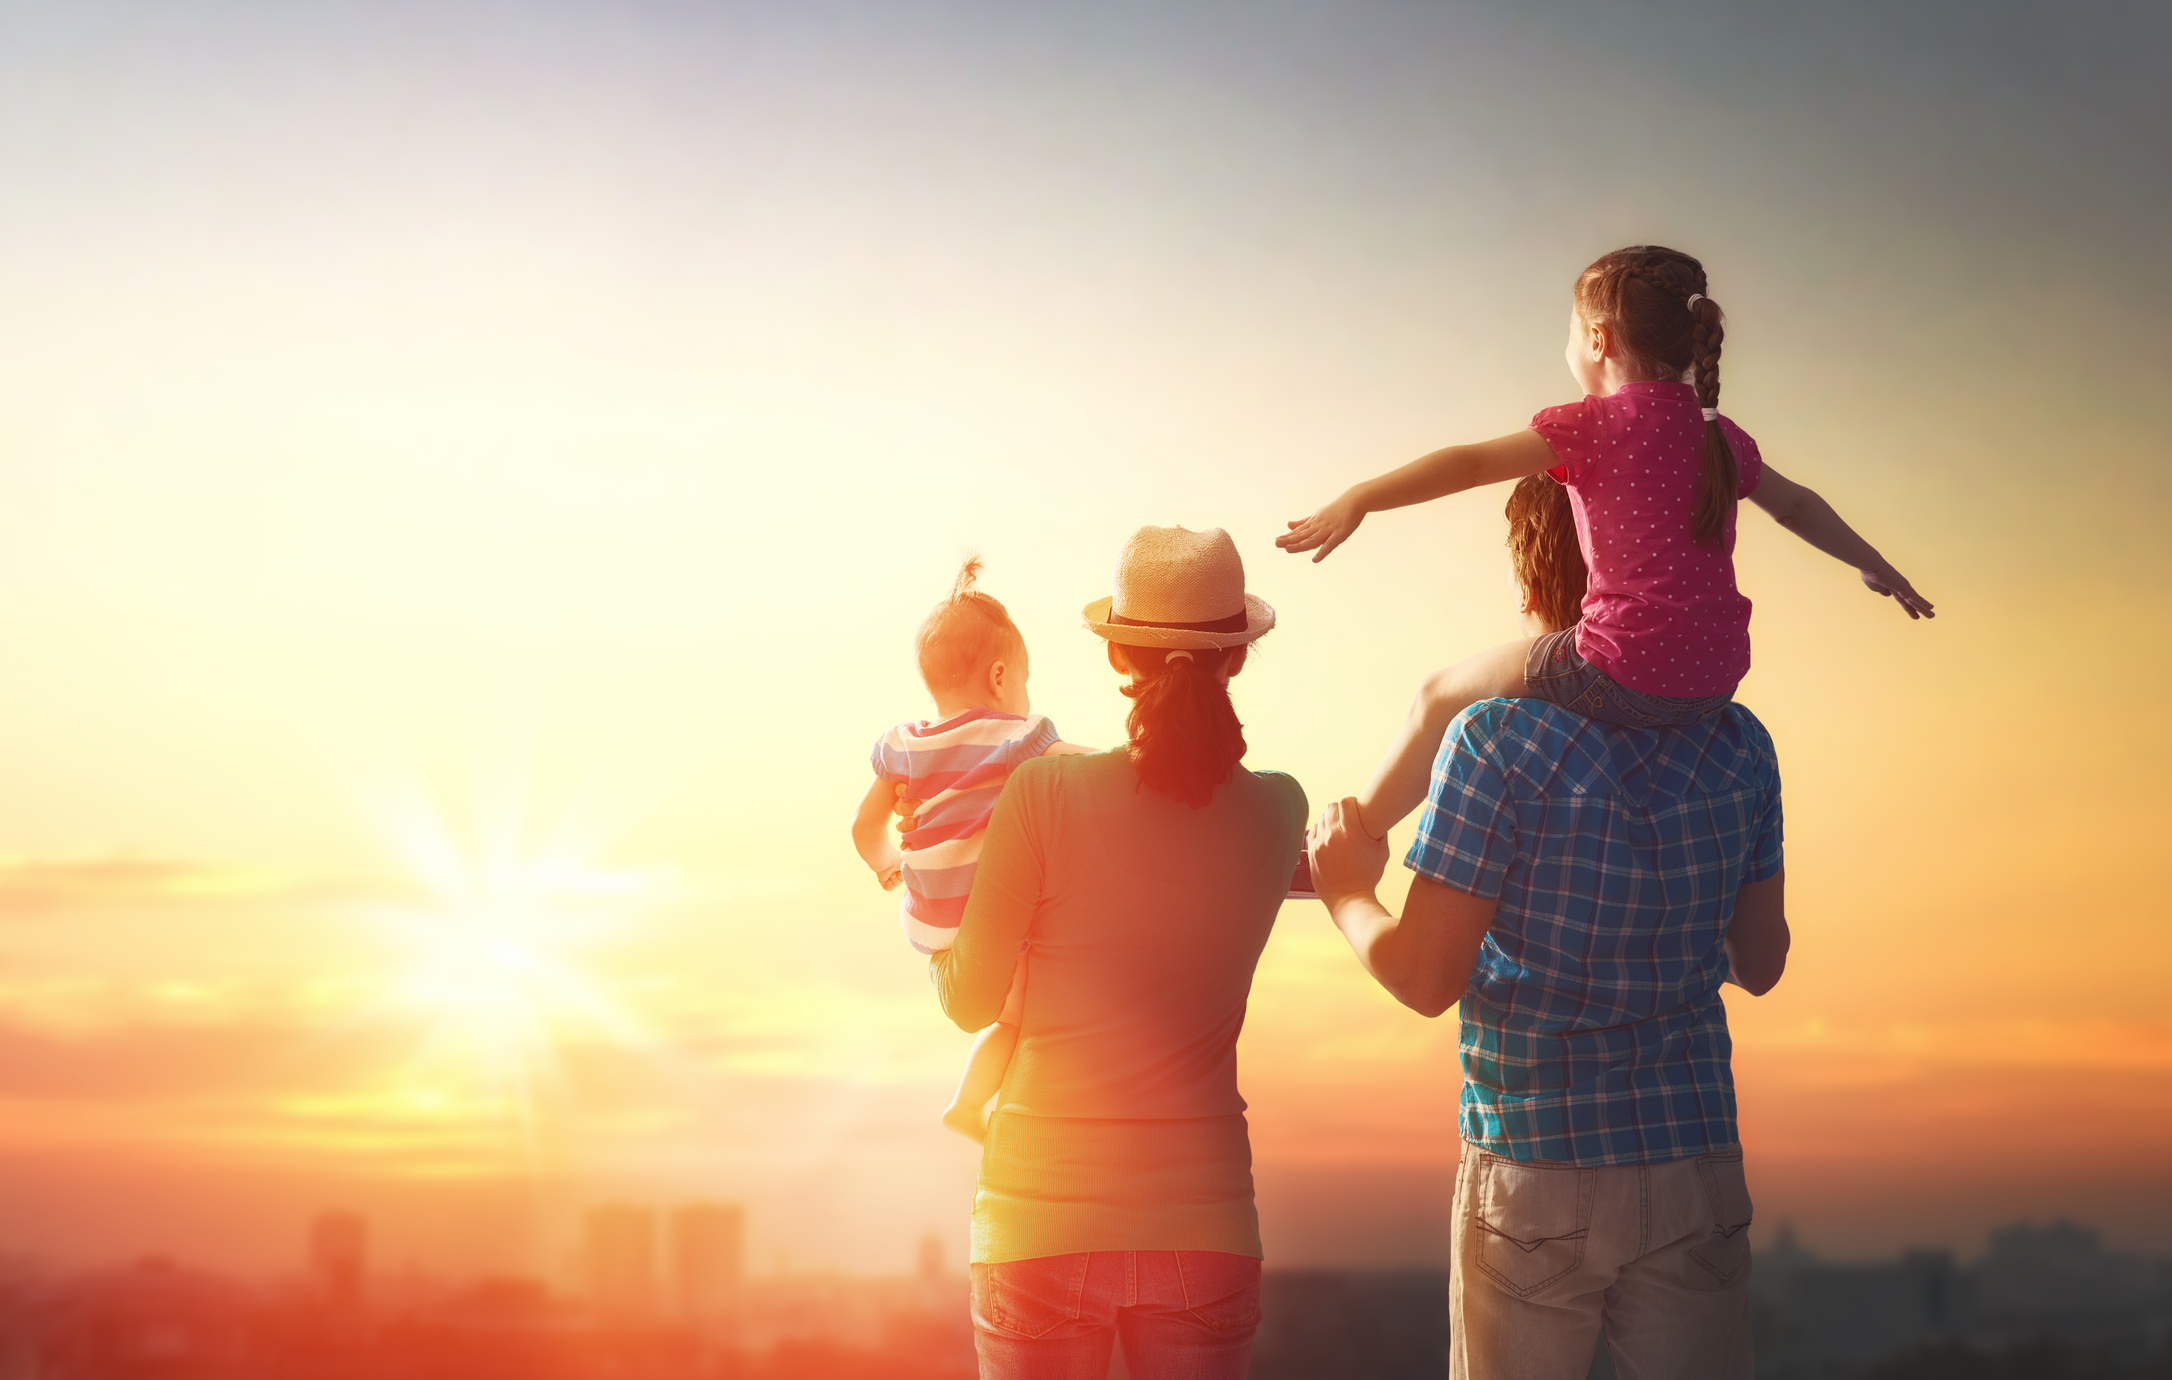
[1471,1156,1595,1297]
[972,1255,1090,1339]
[1174,1252,1262,1334]
[1687,1149,1755,1288]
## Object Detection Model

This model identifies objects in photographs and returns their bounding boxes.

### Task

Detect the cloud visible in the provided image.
[0,855,295,916]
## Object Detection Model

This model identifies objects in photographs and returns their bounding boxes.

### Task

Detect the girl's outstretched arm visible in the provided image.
[1278,430,1558,562]
[1748,465,1936,619]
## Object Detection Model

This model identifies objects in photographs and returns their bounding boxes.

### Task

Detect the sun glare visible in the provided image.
[353,791,660,1154]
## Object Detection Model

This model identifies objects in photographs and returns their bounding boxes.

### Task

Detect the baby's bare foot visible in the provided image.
[941,1099,987,1145]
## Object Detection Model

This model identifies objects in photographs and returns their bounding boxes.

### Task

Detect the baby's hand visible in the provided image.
[878,861,903,891]
[1861,565,1936,620]
[1276,492,1365,563]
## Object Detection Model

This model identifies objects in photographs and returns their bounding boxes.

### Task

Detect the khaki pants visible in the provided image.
[1450,1143,1755,1380]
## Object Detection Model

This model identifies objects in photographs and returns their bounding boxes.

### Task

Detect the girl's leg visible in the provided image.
[942,959,1026,1144]
[1353,638,1533,838]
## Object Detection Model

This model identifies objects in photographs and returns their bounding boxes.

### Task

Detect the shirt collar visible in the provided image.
[1614,379,1698,401]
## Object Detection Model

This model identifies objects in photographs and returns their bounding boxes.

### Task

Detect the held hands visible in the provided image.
[1276,491,1366,562]
[1306,797,1391,907]
[1861,564,1936,620]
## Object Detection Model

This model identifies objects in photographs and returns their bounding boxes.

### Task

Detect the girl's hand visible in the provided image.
[1277,492,1366,562]
[1861,565,1936,620]
[1308,797,1391,906]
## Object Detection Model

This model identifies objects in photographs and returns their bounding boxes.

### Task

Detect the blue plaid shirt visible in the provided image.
[1407,698,1783,1166]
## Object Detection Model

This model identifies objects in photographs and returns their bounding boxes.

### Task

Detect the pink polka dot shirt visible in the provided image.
[1529,380,1764,699]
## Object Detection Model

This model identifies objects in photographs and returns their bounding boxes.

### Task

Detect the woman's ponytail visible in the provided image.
[1688,294,1738,546]
[1121,648,1246,808]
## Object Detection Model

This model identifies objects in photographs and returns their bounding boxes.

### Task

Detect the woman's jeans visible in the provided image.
[969,1250,1261,1380]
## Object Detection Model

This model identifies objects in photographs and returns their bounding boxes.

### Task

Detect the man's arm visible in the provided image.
[1747,465,1934,619]
[1309,797,1498,1017]
[1277,430,1559,563]
[851,776,903,890]
[1724,870,1789,996]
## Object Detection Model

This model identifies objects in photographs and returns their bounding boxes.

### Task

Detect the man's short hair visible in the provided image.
[1506,475,1587,635]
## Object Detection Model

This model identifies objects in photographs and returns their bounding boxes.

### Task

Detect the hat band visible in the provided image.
[1109,608,1249,634]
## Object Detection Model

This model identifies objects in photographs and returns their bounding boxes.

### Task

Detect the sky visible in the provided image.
[0,0,2166,1280]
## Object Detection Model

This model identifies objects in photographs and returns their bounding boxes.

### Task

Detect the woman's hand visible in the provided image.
[893,783,921,835]
[1861,564,1936,620]
[1277,490,1366,562]
[1308,797,1391,907]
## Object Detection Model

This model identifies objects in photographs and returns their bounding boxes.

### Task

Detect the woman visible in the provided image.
[931,525,1307,1379]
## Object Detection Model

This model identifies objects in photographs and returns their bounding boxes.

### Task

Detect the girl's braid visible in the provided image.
[1622,250,1735,543]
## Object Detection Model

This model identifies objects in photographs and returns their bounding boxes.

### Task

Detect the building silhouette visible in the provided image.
[584,1205,659,1321]
[308,1212,367,1311]
[668,1203,743,1325]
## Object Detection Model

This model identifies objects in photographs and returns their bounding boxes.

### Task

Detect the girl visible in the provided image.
[1278,245,1932,837]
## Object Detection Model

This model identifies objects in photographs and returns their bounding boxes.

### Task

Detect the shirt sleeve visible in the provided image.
[1745,746,1784,885]
[1009,714,1061,766]
[1255,770,1309,837]
[870,732,906,784]
[1530,396,1600,485]
[931,756,1046,1031]
[1722,418,1764,499]
[1404,703,1520,899]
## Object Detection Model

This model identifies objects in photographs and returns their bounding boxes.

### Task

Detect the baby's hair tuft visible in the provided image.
[916,555,1024,699]
[951,555,985,601]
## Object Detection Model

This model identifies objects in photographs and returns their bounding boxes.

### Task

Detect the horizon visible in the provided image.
[0,0,2166,1284]
[0,1204,2150,1285]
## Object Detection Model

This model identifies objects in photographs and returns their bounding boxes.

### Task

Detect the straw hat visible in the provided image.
[1082,526,1276,649]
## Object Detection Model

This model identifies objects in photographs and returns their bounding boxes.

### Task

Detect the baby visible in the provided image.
[850,558,1094,1142]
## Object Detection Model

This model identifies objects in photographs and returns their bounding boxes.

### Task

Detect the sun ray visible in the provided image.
[331,782,667,1168]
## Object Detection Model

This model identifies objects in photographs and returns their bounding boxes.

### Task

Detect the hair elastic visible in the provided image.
[1164,649,1196,664]
[1701,408,1720,422]
[1686,293,1706,312]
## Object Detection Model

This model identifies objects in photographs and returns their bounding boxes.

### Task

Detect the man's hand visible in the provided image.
[1277,491,1366,563]
[1861,564,1935,620]
[1309,797,1390,906]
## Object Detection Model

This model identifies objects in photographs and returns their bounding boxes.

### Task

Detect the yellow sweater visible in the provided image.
[930,749,1306,1264]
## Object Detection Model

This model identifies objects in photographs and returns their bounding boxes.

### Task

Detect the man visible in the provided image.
[1308,476,1791,1378]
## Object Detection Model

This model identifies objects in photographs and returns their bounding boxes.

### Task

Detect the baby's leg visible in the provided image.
[1353,638,1533,837]
[941,959,1026,1145]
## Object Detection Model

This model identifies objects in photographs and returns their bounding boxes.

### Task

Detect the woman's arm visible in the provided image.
[851,776,903,890]
[930,770,1043,1032]
[1748,465,1935,619]
[1041,741,1100,757]
[1277,430,1559,563]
